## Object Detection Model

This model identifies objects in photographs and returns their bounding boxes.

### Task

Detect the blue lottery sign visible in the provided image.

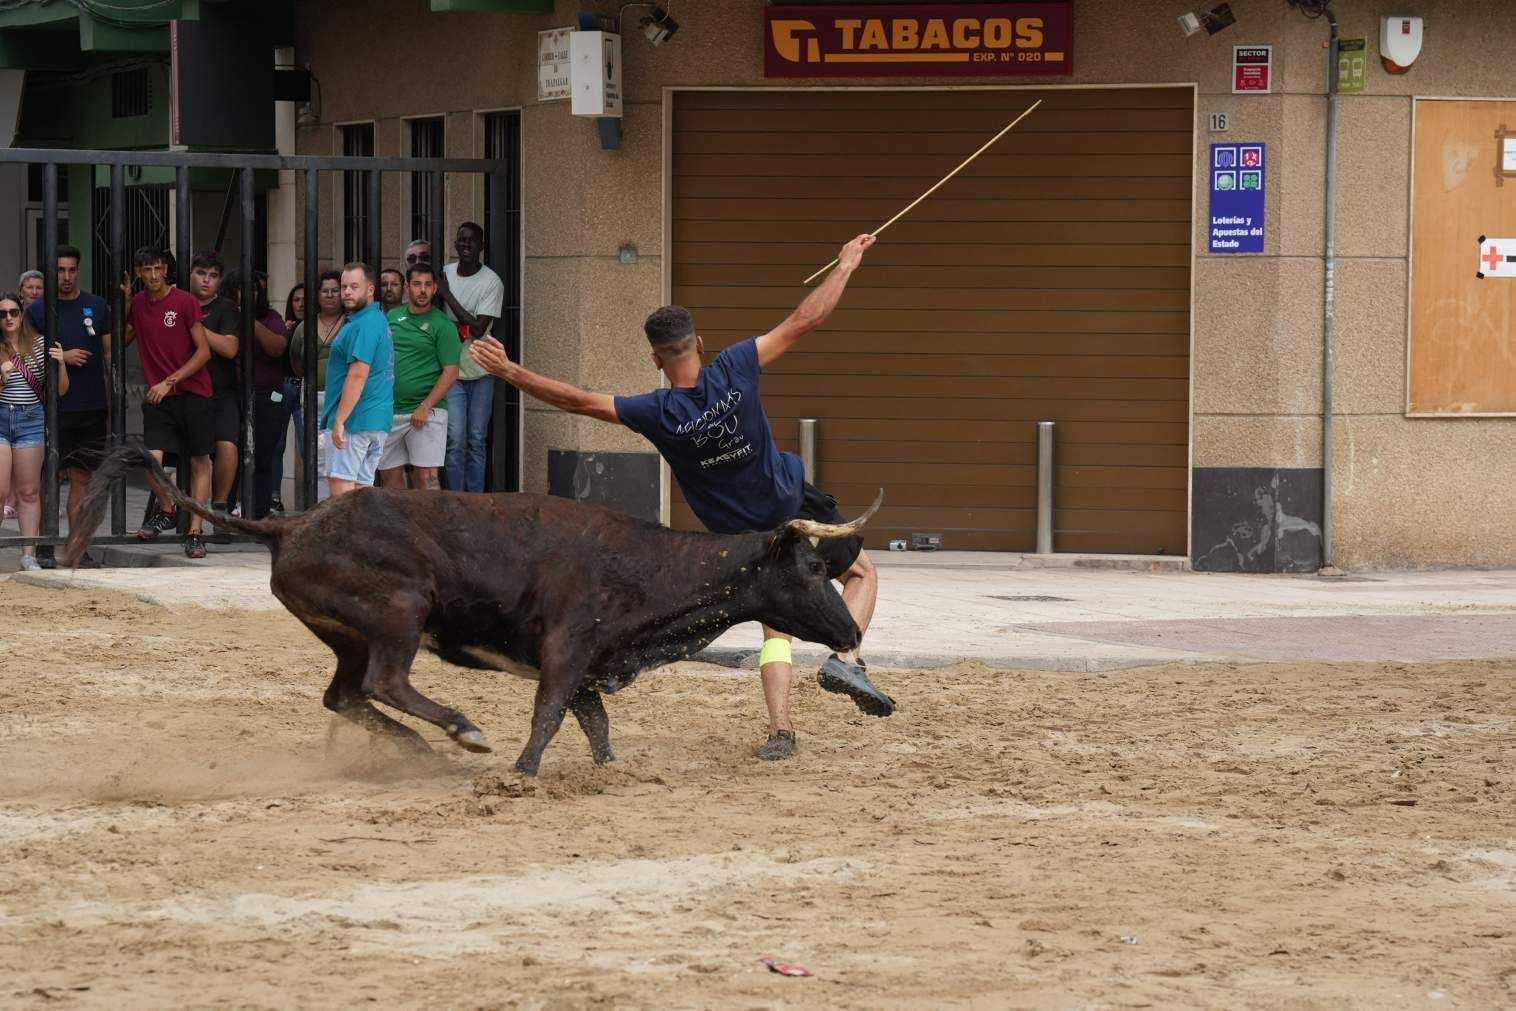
[1208,142,1265,253]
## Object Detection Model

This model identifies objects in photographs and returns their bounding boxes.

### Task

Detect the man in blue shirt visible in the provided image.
[320,263,394,496]
[470,234,890,760]
[27,245,110,568]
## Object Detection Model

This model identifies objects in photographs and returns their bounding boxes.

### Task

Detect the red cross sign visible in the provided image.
[1478,236,1516,278]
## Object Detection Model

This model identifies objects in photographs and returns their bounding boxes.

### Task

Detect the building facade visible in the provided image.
[285,0,1513,570]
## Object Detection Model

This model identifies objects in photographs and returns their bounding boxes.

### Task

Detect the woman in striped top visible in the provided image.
[0,292,69,570]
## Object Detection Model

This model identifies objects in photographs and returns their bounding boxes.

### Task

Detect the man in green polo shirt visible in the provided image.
[377,263,461,490]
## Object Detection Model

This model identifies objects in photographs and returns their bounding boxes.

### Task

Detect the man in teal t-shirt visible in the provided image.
[320,263,394,496]
[377,263,461,491]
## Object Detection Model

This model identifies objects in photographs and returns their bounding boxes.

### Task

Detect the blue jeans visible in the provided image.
[270,378,302,503]
[0,402,44,449]
[445,377,493,492]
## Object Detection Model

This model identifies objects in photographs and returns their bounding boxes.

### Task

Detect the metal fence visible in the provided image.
[0,146,519,548]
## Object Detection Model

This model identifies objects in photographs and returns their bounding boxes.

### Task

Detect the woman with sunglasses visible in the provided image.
[0,292,69,570]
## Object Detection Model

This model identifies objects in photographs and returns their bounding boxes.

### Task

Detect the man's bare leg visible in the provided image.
[410,466,441,491]
[375,467,407,489]
[187,455,211,535]
[758,625,793,735]
[212,440,237,504]
[65,467,89,530]
[328,477,360,497]
[147,450,175,514]
[834,549,878,665]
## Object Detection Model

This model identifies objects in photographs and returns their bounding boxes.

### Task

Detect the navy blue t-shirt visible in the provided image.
[27,293,111,413]
[615,338,804,534]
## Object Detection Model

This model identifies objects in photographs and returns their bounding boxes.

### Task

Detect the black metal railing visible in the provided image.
[0,146,520,549]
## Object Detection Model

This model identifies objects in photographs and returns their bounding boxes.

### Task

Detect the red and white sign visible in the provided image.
[1477,236,1516,279]
[1233,45,1272,94]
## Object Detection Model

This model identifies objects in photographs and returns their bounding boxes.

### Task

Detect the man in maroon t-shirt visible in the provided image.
[121,246,215,558]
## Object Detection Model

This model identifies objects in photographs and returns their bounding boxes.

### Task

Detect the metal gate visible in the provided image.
[0,145,519,552]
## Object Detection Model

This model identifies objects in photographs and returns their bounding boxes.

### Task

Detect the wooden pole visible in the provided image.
[802,99,1043,285]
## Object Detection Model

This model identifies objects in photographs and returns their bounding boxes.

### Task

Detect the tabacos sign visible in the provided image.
[764,3,1073,78]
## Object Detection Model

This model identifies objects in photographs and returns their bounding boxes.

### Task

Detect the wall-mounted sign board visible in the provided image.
[1232,45,1271,94]
[763,3,1073,78]
[1208,142,1266,253]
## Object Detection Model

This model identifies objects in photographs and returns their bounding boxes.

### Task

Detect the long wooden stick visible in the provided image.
[803,99,1043,285]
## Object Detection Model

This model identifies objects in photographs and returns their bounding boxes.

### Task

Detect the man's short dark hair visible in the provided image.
[56,245,82,265]
[379,267,404,282]
[318,269,342,286]
[457,221,484,244]
[405,264,436,283]
[341,261,375,285]
[133,246,166,268]
[644,305,695,348]
[190,250,224,275]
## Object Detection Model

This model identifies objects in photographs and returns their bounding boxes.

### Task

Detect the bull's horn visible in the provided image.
[786,489,884,540]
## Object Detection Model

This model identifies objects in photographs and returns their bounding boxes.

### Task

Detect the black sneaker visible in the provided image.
[77,551,101,569]
[137,507,178,541]
[35,545,57,569]
[184,533,207,559]
[266,499,284,517]
[755,729,797,761]
[817,655,895,717]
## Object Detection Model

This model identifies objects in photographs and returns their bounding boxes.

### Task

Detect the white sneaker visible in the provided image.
[19,555,41,571]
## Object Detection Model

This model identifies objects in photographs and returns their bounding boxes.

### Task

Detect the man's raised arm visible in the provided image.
[469,336,619,424]
[755,233,875,368]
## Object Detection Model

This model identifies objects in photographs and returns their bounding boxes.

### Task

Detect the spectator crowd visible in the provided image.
[8,220,505,565]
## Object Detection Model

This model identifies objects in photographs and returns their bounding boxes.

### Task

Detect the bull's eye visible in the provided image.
[809,559,826,577]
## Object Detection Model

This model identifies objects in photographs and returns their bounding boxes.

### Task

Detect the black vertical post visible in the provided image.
[175,166,192,287]
[302,166,319,509]
[366,166,382,272]
[239,167,256,518]
[110,164,128,535]
[429,169,445,272]
[41,163,59,540]
[486,165,517,493]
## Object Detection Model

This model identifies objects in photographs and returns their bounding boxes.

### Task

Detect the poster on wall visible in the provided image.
[538,28,572,102]
[763,3,1073,78]
[1209,142,1266,254]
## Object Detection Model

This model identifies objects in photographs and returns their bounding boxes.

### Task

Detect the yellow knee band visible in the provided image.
[759,638,792,667]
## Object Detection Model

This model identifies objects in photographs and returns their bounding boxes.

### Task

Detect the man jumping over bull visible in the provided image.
[470,234,891,760]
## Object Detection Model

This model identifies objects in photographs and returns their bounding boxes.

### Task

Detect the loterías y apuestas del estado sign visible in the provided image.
[764,3,1073,78]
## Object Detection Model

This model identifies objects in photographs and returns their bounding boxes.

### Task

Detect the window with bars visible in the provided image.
[341,122,374,265]
[111,68,151,119]
[409,117,444,247]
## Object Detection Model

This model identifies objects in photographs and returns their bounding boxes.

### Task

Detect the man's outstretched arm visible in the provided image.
[755,233,875,368]
[469,336,619,424]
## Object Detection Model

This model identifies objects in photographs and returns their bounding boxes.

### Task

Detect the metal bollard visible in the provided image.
[1036,420,1055,554]
[798,418,817,484]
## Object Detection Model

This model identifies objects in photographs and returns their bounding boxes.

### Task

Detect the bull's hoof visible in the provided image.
[449,725,493,753]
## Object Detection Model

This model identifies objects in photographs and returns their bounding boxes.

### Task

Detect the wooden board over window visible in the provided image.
[669,87,1193,553]
[1409,98,1516,416]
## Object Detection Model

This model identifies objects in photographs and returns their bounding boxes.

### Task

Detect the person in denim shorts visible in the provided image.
[320,263,394,496]
[0,292,69,570]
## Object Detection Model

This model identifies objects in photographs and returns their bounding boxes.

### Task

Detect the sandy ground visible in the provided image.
[1,581,1514,1010]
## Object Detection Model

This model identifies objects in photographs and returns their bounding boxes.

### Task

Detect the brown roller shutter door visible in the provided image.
[670,88,1192,554]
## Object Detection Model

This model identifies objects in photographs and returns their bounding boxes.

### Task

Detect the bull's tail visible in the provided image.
[61,442,286,567]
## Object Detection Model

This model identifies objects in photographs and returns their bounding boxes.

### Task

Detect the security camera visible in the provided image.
[642,6,678,45]
[1179,3,1236,37]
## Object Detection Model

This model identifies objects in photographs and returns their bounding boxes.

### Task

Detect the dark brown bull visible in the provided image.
[65,444,880,775]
